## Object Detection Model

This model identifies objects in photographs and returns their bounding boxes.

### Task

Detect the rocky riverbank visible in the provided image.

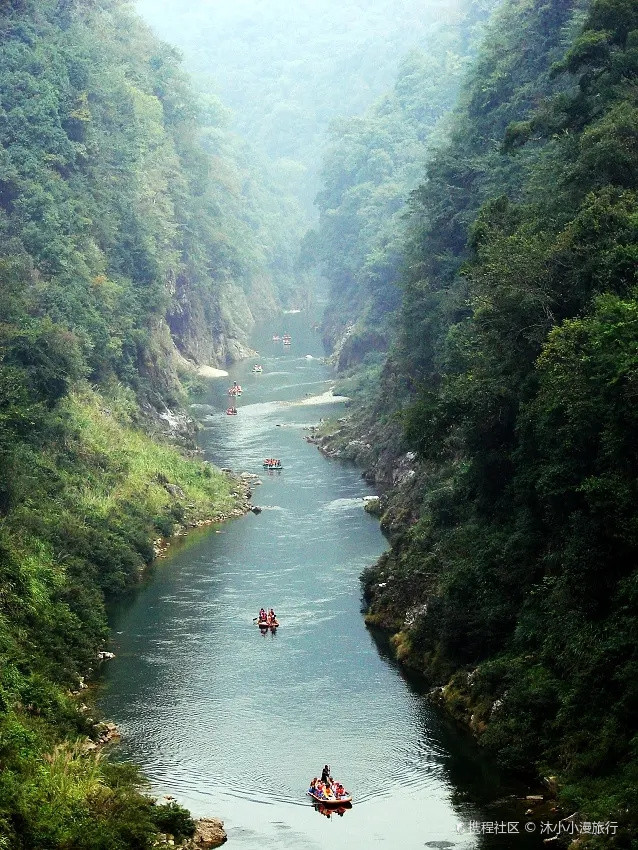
[152,468,254,559]
[155,817,227,848]
[186,818,227,848]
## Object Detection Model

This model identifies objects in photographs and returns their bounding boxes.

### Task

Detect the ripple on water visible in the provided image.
[101,320,505,850]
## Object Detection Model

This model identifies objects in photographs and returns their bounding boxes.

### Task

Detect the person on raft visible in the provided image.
[259,608,266,622]
[268,608,277,623]
[310,779,328,798]
[310,770,349,800]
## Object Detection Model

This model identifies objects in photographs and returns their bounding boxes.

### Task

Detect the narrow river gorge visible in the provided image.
[100,313,542,849]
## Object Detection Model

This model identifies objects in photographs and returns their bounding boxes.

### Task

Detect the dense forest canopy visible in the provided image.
[0,0,305,382]
[0,0,261,846]
[317,0,638,840]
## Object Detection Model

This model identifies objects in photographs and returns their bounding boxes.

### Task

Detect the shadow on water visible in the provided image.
[311,801,353,819]
[367,627,547,847]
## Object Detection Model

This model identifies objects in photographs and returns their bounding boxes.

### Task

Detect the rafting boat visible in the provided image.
[257,619,279,629]
[263,459,283,470]
[307,789,352,806]
[252,365,263,373]
[272,335,281,341]
[226,408,238,416]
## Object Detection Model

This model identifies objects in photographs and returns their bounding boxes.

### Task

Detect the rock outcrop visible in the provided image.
[185,818,227,848]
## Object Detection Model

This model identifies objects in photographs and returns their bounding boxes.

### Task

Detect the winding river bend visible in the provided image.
[101,314,541,849]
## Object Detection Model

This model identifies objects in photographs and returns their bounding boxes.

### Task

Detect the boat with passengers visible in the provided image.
[256,608,279,629]
[307,775,352,806]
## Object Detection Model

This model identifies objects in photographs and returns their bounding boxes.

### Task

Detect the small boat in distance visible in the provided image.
[228,382,242,396]
[272,335,281,341]
[252,365,263,373]
[226,407,238,416]
[263,458,283,470]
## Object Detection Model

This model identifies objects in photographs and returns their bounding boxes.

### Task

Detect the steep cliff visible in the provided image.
[317,0,638,840]
[0,1,266,846]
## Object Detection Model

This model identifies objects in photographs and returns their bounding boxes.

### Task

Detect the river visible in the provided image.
[100,312,544,849]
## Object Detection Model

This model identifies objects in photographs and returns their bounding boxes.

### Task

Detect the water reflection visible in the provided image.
[312,801,352,819]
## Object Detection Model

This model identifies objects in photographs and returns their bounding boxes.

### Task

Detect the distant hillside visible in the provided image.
[135,0,486,212]
[314,0,499,369]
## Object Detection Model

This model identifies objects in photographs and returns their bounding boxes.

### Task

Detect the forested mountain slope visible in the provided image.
[135,0,487,213]
[321,0,588,459]
[313,0,499,372]
[320,0,638,838]
[0,1,258,846]
[0,0,289,379]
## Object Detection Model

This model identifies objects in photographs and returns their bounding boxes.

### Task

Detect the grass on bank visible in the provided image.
[0,381,239,849]
[61,384,237,527]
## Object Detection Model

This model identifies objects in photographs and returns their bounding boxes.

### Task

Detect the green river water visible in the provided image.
[100,313,545,849]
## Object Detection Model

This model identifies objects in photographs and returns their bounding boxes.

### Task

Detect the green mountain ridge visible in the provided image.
[0,1,263,846]
[314,0,500,371]
[316,0,638,841]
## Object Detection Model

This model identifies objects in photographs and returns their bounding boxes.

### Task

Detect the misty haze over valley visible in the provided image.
[0,0,635,847]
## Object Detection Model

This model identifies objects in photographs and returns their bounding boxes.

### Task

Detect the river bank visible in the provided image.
[100,315,549,849]
[307,389,636,845]
[151,469,254,559]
